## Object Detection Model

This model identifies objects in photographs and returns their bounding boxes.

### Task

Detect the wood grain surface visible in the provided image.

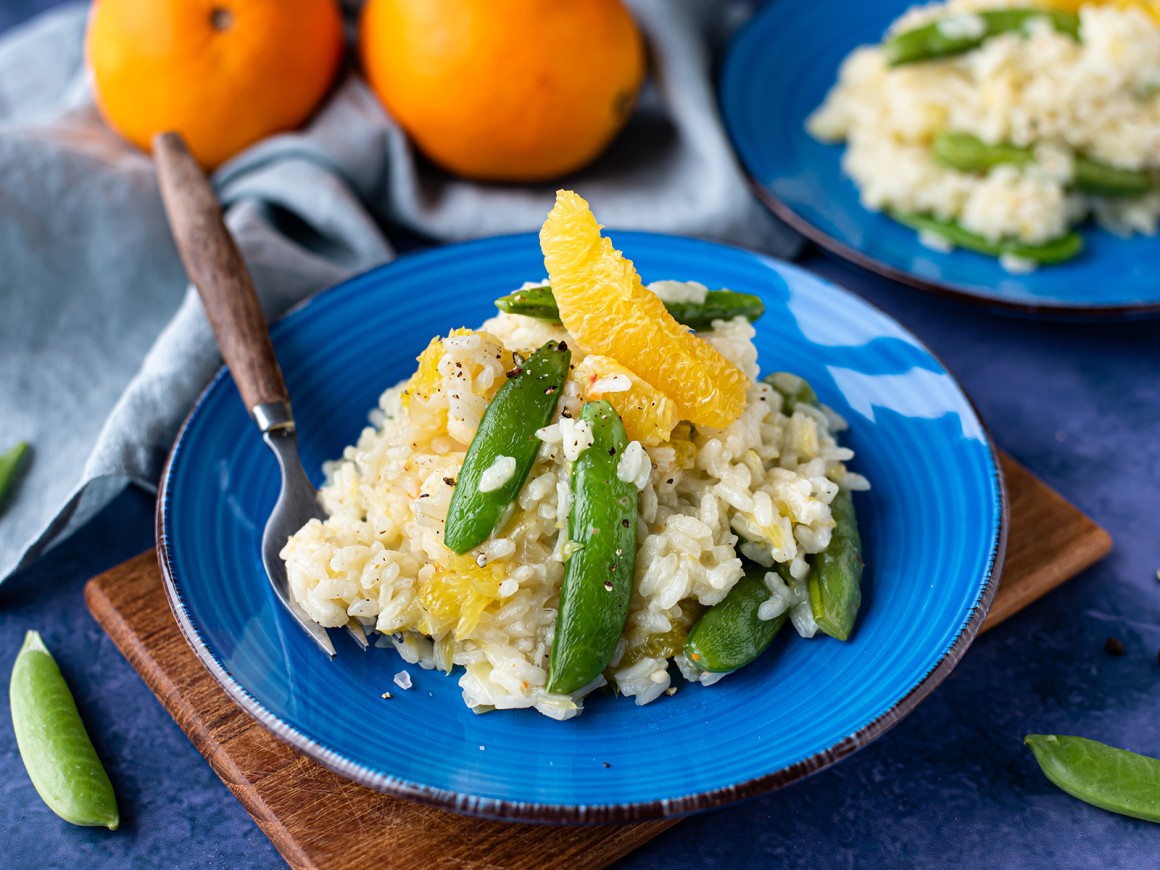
[84,452,1109,870]
[982,456,1110,630]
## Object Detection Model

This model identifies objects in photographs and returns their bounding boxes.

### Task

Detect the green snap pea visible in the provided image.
[762,372,818,414]
[546,401,638,695]
[884,9,1079,67]
[493,285,561,321]
[0,440,29,508]
[10,631,119,829]
[933,132,1153,197]
[443,339,570,554]
[495,284,765,330]
[889,210,1084,264]
[808,487,863,641]
[1074,157,1155,197]
[932,131,1035,173]
[762,372,864,640]
[1025,734,1160,823]
[684,563,789,673]
[661,292,766,329]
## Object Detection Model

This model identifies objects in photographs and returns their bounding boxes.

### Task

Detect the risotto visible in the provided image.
[281,192,868,719]
[807,0,1160,271]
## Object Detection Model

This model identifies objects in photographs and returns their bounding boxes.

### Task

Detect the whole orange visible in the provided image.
[87,0,345,169]
[359,0,646,182]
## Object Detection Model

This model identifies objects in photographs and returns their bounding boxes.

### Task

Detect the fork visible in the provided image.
[153,132,367,658]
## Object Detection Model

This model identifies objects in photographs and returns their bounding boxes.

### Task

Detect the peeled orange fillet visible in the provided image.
[572,355,679,446]
[402,328,513,409]
[540,190,750,430]
[401,335,445,409]
[418,555,503,638]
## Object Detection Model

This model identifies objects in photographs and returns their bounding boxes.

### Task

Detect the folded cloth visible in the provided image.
[0,0,799,584]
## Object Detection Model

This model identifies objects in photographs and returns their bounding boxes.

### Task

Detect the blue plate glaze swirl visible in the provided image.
[158,232,1006,822]
[719,0,1160,318]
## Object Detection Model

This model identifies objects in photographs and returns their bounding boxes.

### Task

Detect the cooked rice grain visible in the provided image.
[281,282,865,718]
[808,1,1160,267]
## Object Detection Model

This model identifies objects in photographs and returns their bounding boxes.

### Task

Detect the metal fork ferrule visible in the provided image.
[252,400,296,435]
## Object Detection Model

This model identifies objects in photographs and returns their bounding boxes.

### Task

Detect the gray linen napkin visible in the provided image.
[0,0,799,583]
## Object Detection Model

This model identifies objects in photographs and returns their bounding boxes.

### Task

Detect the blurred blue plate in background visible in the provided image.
[159,232,1005,822]
[719,0,1160,318]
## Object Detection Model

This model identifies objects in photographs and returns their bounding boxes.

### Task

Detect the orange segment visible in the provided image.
[573,355,680,446]
[418,556,502,638]
[539,190,750,429]
[1110,0,1160,21]
[668,422,699,470]
[401,336,444,409]
[401,328,513,410]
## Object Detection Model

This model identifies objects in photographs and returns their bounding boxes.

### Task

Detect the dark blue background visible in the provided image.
[1,2,1158,867]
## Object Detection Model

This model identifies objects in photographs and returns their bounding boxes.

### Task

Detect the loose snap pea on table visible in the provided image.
[443,339,570,554]
[684,564,789,673]
[808,487,863,641]
[889,210,1084,264]
[9,631,119,829]
[494,284,765,330]
[546,400,638,695]
[933,131,1154,197]
[1025,734,1160,823]
[0,440,29,506]
[883,9,1079,67]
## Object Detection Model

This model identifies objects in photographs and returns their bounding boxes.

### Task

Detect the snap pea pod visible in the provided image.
[763,372,864,640]
[933,132,1153,197]
[443,340,570,554]
[1074,157,1155,198]
[932,131,1035,173]
[495,284,765,329]
[884,9,1079,67]
[684,564,789,673]
[890,210,1084,264]
[493,285,561,321]
[0,440,29,507]
[659,292,765,329]
[808,487,863,641]
[546,401,638,694]
[762,372,817,414]
[10,631,119,829]
[1025,735,1160,823]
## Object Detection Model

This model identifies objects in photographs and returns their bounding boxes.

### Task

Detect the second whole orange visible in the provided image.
[359,0,646,183]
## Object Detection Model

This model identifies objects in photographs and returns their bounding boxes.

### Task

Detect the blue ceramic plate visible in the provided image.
[159,232,1006,822]
[719,0,1160,318]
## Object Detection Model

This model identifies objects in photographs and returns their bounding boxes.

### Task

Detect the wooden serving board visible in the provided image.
[84,453,1109,870]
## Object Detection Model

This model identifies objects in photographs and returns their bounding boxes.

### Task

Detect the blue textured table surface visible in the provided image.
[2,3,1159,869]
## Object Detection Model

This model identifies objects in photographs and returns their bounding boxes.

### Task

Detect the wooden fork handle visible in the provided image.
[153,132,288,414]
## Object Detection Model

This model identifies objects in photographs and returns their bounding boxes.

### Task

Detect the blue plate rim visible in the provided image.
[718,2,1160,321]
[156,230,1009,823]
